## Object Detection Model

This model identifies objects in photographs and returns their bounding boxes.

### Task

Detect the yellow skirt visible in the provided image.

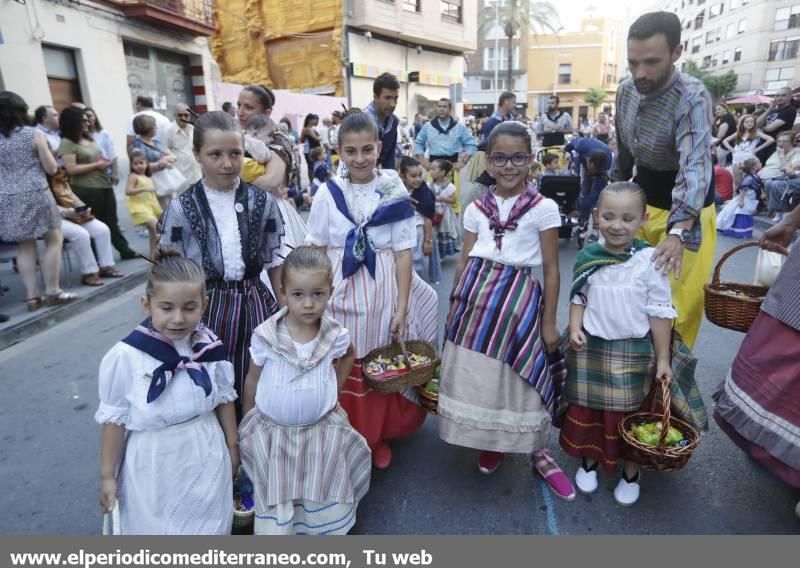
[127,192,163,226]
[638,204,717,348]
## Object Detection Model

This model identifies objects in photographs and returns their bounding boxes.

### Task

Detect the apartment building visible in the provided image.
[345,0,477,118]
[527,17,625,122]
[648,0,799,95]
[463,0,529,118]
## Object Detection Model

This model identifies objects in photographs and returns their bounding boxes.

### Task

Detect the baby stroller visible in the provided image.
[538,175,584,248]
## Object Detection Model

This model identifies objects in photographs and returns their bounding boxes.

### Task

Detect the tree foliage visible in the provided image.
[683,60,738,102]
[479,0,562,89]
[584,87,607,114]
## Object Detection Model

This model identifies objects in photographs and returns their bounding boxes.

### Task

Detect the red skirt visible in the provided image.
[559,396,659,474]
[339,360,427,449]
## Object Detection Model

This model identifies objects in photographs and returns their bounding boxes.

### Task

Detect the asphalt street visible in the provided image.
[1,232,798,534]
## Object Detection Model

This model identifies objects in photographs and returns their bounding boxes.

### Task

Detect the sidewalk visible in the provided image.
[0,190,152,351]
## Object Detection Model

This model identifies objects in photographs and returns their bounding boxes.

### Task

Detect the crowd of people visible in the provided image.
[1,8,799,535]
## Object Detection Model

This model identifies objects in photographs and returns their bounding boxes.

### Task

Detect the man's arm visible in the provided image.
[413,124,429,158]
[667,89,713,249]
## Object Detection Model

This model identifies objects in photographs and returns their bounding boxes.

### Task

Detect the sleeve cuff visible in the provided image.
[646,304,678,319]
[94,404,129,426]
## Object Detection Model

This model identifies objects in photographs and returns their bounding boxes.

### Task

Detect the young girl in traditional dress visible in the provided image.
[716,157,762,239]
[400,156,441,285]
[239,247,371,534]
[97,248,238,534]
[125,149,162,255]
[560,182,707,506]
[306,110,438,470]
[430,159,462,258]
[438,121,576,501]
[158,111,285,420]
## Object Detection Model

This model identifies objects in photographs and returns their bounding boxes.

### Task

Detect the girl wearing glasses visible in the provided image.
[437,122,576,502]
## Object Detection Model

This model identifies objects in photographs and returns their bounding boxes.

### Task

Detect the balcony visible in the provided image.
[105,0,216,37]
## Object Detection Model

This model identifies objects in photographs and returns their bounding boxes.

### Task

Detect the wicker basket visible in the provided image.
[362,340,439,392]
[619,377,700,472]
[704,241,769,333]
[416,383,439,415]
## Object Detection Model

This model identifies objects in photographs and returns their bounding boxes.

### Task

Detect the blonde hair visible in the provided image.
[280,246,333,288]
[145,247,206,298]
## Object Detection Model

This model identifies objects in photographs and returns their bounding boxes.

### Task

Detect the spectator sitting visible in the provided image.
[765,149,800,223]
[712,152,734,205]
[541,153,562,176]
[760,132,798,181]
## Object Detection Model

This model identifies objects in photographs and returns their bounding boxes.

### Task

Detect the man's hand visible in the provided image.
[760,222,794,253]
[652,235,685,278]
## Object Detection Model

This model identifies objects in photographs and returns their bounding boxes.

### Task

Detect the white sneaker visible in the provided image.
[613,474,641,506]
[772,213,784,223]
[575,466,598,495]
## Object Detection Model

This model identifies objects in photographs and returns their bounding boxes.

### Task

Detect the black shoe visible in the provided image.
[119,251,139,261]
[0,313,9,323]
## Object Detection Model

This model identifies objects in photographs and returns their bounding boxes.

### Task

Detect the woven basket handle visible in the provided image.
[397,338,411,368]
[711,241,761,286]
[649,376,673,447]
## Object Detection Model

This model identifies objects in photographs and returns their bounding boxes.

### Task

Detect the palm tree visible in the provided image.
[479,0,562,90]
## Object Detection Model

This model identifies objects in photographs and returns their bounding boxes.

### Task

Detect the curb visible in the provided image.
[0,267,149,352]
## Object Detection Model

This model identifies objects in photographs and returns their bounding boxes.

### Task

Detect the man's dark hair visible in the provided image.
[498,91,516,107]
[628,11,682,52]
[588,149,609,170]
[549,95,560,105]
[438,98,452,108]
[33,105,51,125]
[373,73,400,97]
[136,95,154,109]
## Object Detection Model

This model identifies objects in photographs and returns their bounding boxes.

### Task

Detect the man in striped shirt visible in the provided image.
[610,11,716,348]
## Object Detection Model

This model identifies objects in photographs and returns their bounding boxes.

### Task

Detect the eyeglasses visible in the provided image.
[488,153,531,167]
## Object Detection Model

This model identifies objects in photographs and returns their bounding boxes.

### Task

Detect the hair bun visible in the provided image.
[152,246,184,263]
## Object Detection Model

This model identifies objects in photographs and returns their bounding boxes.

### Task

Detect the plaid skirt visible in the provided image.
[562,332,708,431]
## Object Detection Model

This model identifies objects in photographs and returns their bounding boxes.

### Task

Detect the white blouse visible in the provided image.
[306,172,417,252]
[95,338,237,431]
[249,326,350,426]
[203,184,245,281]
[572,248,678,340]
[463,195,561,268]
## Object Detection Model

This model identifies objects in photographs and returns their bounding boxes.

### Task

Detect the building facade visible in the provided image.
[1,0,217,152]
[463,0,529,119]
[345,0,477,119]
[648,0,799,95]
[526,17,625,122]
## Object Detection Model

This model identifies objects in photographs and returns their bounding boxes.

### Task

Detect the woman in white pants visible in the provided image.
[58,207,123,286]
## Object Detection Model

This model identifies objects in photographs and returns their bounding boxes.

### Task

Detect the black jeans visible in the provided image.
[71,185,136,258]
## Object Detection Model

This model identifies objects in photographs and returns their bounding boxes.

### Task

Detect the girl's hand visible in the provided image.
[423,240,432,256]
[389,310,407,341]
[100,478,117,513]
[569,328,587,351]
[228,444,241,480]
[540,323,561,353]
[656,360,673,385]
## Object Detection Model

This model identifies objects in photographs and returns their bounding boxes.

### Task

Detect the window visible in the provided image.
[559,63,572,84]
[692,34,702,53]
[709,2,724,19]
[726,23,735,38]
[769,39,800,61]
[716,27,722,41]
[484,46,519,70]
[698,0,706,4]
[481,79,492,90]
[738,19,746,33]
[764,66,796,90]
[730,0,739,8]
[702,55,712,67]
[734,48,742,61]
[695,10,705,28]
[403,0,421,12]
[774,5,800,31]
[706,30,715,43]
[722,49,731,63]
[485,47,496,71]
[42,45,82,110]
[441,0,462,23]
[712,53,718,66]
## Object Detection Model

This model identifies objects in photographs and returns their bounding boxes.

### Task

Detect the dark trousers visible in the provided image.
[71,185,135,258]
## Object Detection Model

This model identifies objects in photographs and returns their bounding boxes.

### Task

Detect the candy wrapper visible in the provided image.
[365,352,433,380]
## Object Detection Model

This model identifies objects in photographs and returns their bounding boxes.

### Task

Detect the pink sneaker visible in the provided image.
[533,449,576,501]
[478,451,504,475]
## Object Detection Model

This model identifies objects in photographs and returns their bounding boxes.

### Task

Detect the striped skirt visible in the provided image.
[204,278,278,420]
[327,247,437,448]
[714,311,800,487]
[437,258,554,453]
[239,405,371,534]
